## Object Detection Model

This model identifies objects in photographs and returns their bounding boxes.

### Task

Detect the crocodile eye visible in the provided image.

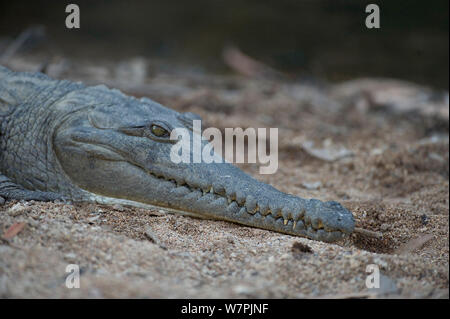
[150,124,169,137]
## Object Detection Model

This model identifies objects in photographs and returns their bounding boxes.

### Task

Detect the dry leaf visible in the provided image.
[222,45,284,79]
[394,234,434,254]
[2,222,26,240]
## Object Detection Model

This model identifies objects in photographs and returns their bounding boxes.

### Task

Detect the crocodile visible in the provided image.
[0,66,355,242]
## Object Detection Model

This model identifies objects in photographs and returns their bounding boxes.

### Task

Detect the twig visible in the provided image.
[0,26,46,63]
[144,226,167,250]
[316,292,377,299]
[354,227,383,239]
[394,234,433,254]
[222,45,285,79]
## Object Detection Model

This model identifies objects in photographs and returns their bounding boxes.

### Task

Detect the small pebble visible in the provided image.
[421,214,429,225]
[88,215,101,223]
[301,181,322,190]
[233,285,252,295]
[7,203,28,216]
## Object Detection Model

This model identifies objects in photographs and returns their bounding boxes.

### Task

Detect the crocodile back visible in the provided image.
[0,66,85,195]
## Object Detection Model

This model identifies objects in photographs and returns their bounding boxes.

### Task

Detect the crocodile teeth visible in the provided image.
[245,195,257,213]
[214,185,226,195]
[312,218,324,230]
[236,193,246,205]
[175,178,185,186]
[269,206,281,218]
[143,167,346,238]
[259,204,270,216]
[202,186,212,195]
[281,207,292,221]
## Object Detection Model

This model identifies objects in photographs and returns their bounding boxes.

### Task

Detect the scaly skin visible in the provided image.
[0,66,355,242]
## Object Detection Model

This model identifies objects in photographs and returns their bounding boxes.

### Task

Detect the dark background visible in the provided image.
[0,0,448,88]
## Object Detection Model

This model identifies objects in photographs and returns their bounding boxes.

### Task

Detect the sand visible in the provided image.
[0,56,448,298]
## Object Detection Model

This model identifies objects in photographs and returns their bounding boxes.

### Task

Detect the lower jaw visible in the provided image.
[213,209,345,242]
[80,162,344,242]
[167,192,346,242]
[86,191,345,242]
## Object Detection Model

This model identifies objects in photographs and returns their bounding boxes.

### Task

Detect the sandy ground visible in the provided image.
[0,56,449,298]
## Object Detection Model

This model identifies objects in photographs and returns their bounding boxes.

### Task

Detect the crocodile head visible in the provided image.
[54,86,355,242]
